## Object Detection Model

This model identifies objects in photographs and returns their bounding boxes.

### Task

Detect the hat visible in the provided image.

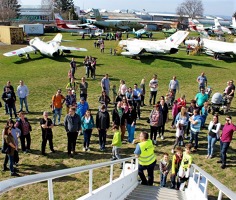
[80,97,85,101]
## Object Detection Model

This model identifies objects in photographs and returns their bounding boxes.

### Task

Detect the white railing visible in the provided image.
[0,157,138,200]
[185,164,236,200]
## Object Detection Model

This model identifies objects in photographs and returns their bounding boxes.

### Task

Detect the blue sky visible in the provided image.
[20,0,236,16]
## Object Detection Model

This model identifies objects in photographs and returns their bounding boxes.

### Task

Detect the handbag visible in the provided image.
[1,141,10,154]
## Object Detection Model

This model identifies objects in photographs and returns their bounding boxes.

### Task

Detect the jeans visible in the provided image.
[220,141,230,165]
[98,129,107,149]
[150,126,160,141]
[112,146,121,159]
[8,105,17,119]
[160,173,168,187]
[19,97,29,112]
[190,131,199,149]
[83,129,92,148]
[127,124,135,143]
[149,91,157,105]
[133,100,141,118]
[171,172,180,189]
[67,132,78,155]
[53,108,62,124]
[20,133,31,152]
[8,154,14,173]
[207,135,217,156]
[138,160,156,186]
[41,132,54,154]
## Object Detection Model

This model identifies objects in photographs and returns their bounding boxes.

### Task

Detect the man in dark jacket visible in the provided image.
[112,101,126,141]
[96,104,110,151]
[2,86,17,119]
[64,107,81,157]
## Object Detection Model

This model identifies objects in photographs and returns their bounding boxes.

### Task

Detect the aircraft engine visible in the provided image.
[169,48,179,54]
[62,50,71,54]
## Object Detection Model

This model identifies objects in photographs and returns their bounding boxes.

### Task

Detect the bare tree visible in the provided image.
[0,0,20,22]
[176,0,204,19]
[233,11,236,18]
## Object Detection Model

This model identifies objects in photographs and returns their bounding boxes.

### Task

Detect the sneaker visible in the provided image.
[26,149,31,153]
[171,149,174,154]
[206,155,209,159]
[11,172,20,177]
[209,155,212,159]
[157,134,160,138]
[2,166,9,171]
[51,150,55,153]
[83,148,86,152]
[179,183,185,191]
[192,148,197,152]
[217,160,222,163]
[161,135,164,140]
[87,148,90,152]
[221,164,226,169]
[153,140,157,145]
[185,135,188,139]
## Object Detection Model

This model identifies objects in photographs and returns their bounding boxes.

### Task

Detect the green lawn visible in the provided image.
[0,32,235,200]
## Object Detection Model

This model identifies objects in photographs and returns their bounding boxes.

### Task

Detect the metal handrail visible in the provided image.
[191,164,236,200]
[0,157,137,200]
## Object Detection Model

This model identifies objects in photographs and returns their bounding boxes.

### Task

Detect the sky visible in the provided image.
[20,0,236,17]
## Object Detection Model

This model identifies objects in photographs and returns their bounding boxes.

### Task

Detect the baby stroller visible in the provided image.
[211,92,228,115]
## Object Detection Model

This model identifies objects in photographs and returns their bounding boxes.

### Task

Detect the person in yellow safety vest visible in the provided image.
[134,131,156,186]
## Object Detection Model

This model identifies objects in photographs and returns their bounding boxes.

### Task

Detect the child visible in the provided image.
[178,144,193,191]
[68,68,73,82]
[111,125,122,161]
[170,147,183,189]
[172,120,185,153]
[111,85,117,104]
[171,100,178,128]
[159,153,171,187]
[201,101,209,128]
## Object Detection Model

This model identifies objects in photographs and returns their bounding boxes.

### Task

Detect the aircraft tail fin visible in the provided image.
[232,17,236,26]
[188,18,197,31]
[165,31,189,47]
[54,13,69,29]
[214,18,221,27]
[93,9,102,21]
[51,33,63,43]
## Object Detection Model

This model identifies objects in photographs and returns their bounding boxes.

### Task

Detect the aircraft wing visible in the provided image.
[203,39,236,54]
[58,46,88,52]
[3,46,36,57]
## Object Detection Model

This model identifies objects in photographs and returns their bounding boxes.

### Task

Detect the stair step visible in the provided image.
[125,185,186,200]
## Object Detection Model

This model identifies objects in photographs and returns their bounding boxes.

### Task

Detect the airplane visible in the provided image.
[54,13,97,33]
[211,18,232,34]
[184,38,236,60]
[118,30,189,56]
[162,28,177,37]
[86,9,144,31]
[131,28,152,38]
[3,33,87,59]
[229,17,236,35]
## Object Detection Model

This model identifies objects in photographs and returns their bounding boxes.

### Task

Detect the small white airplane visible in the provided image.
[132,28,151,38]
[185,38,236,59]
[3,33,87,59]
[229,17,236,34]
[118,30,189,56]
[213,19,232,34]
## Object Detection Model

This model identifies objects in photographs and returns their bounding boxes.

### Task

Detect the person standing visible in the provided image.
[196,72,207,91]
[207,114,221,159]
[15,112,32,153]
[140,78,146,107]
[40,111,55,156]
[2,126,19,176]
[2,86,17,119]
[195,88,208,110]
[189,109,202,152]
[65,89,76,114]
[125,105,137,143]
[159,153,171,187]
[112,101,126,141]
[225,80,235,112]
[160,96,169,140]
[76,97,89,118]
[133,83,142,119]
[79,77,89,101]
[96,104,110,151]
[64,107,81,157]
[51,89,65,125]
[169,76,179,102]
[101,74,110,97]
[17,80,29,113]
[149,74,158,106]
[217,116,236,169]
[111,125,122,161]
[134,131,156,186]
[70,58,77,79]
[81,110,94,152]
[3,81,14,115]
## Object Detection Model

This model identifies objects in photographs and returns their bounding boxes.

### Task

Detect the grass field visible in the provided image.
[0,32,236,200]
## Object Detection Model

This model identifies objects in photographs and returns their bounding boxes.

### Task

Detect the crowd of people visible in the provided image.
[1,63,235,194]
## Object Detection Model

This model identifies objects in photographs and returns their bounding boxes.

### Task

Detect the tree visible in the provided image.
[0,0,21,21]
[233,11,236,18]
[176,0,204,19]
[53,0,78,20]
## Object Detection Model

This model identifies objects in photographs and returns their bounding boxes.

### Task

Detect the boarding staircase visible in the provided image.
[0,157,236,200]
[125,185,186,200]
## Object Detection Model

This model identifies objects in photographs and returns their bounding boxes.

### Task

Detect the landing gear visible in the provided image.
[214,53,219,60]
[26,53,31,59]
